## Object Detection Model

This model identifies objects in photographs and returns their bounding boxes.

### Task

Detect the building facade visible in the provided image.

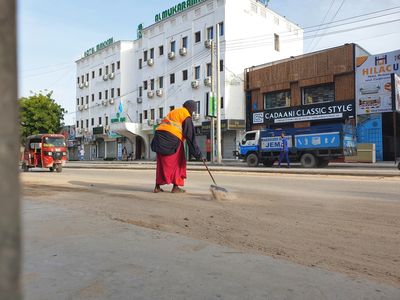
[75,0,303,160]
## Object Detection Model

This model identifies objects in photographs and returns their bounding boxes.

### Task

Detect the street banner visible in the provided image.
[355,49,400,115]
[392,73,400,112]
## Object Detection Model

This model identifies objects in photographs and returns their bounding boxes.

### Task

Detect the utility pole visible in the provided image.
[210,40,216,163]
[216,23,222,164]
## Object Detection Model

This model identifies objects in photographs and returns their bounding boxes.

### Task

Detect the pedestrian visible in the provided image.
[79,147,85,161]
[151,100,203,193]
[278,132,290,168]
[122,146,127,161]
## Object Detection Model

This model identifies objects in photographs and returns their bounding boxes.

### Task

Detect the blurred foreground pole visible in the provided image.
[0,0,21,299]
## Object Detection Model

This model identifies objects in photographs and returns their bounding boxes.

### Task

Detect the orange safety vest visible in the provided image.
[156,107,191,141]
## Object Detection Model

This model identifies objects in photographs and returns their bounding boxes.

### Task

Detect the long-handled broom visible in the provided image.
[202,159,230,200]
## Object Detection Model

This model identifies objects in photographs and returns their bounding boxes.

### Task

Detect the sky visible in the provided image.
[18,0,400,125]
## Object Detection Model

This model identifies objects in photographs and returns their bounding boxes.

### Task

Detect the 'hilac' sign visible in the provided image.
[155,0,207,22]
[84,38,114,57]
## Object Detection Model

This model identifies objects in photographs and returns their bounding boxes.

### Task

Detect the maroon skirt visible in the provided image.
[156,141,186,186]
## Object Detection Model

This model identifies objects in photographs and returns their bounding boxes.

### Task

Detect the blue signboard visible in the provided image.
[295,132,341,149]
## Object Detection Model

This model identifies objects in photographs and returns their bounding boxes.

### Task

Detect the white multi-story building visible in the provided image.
[75,0,303,160]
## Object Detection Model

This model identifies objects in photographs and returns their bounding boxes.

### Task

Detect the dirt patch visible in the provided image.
[21,177,400,287]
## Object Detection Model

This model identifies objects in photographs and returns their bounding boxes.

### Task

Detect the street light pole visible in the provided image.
[210,39,215,163]
[216,23,222,164]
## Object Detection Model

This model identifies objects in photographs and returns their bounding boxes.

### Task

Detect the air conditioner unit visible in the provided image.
[84,81,89,87]
[191,80,199,88]
[109,99,114,104]
[77,128,82,133]
[137,97,142,103]
[102,100,108,106]
[84,128,88,133]
[109,72,115,79]
[204,39,212,48]
[156,89,163,97]
[147,58,154,66]
[168,51,175,60]
[83,104,88,110]
[204,77,212,86]
[147,90,154,98]
[105,125,110,131]
[156,118,163,125]
[179,47,187,56]
[78,105,83,111]
[78,83,84,89]
[147,119,154,126]
[103,74,109,81]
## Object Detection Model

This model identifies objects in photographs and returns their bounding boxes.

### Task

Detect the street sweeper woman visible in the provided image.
[151,100,203,193]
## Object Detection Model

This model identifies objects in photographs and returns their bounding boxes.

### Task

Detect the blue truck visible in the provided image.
[236,123,357,168]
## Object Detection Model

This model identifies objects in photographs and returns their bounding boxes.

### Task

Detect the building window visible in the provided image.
[218,22,224,36]
[182,36,188,48]
[81,120,83,128]
[170,73,175,84]
[144,50,148,61]
[76,98,79,105]
[105,116,109,125]
[159,76,164,89]
[143,80,148,90]
[86,95,89,104]
[117,88,121,97]
[77,77,80,84]
[105,90,108,99]
[76,121,79,128]
[91,94,94,102]
[220,59,224,72]
[195,31,201,43]
[139,113,142,123]
[221,96,224,109]
[111,63,115,73]
[206,63,212,77]
[91,118,94,126]
[98,117,102,125]
[117,61,120,69]
[139,86,143,97]
[194,66,200,80]
[170,41,176,53]
[196,101,201,114]
[264,90,291,109]
[303,84,335,105]
[86,119,89,128]
[139,59,142,69]
[111,88,114,98]
[159,45,164,56]
[150,79,155,90]
[81,97,83,105]
[144,110,148,119]
[207,26,214,40]
[274,34,280,52]
[86,73,89,81]
[150,109,155,120]
[182,69,188,81]
[92,71,95,79]
[169,105,175,111]
[81,75,84,83]
[150,48,154,59]
[99,92,102,100]
[99,68,102,76]
[105,65,109,75]
[159,107,164,118]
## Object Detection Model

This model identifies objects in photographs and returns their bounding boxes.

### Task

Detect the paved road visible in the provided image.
[21,169,400,299]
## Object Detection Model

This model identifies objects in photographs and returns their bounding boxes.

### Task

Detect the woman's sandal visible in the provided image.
[171,187,186,193]
[153,187,164,193]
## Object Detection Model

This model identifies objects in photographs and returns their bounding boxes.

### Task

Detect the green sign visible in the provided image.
[84,37,114,57]
[111,113,126,124]
[207,92,216,117]
[155,0,207,23]
[137,23,143,39]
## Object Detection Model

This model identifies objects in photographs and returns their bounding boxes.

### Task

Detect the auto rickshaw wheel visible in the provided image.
[22,163,29,172]
[56,164,62,173]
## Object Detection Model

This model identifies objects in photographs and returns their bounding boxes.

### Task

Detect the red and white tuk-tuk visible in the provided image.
[21,134,67,172]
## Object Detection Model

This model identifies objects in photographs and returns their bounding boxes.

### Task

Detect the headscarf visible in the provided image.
[183,100,197,116]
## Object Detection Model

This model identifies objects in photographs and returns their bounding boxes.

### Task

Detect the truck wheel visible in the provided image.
[56,164,62,173]
[262,159,274,167]
[300,153,317,168]
[246,153,259,167]
[317,158,330,168]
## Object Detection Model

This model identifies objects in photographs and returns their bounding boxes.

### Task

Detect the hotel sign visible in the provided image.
[84,37,114,57]
[155,0,207,22]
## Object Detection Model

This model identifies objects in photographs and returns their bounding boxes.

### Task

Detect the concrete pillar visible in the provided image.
[0,1,21,299]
